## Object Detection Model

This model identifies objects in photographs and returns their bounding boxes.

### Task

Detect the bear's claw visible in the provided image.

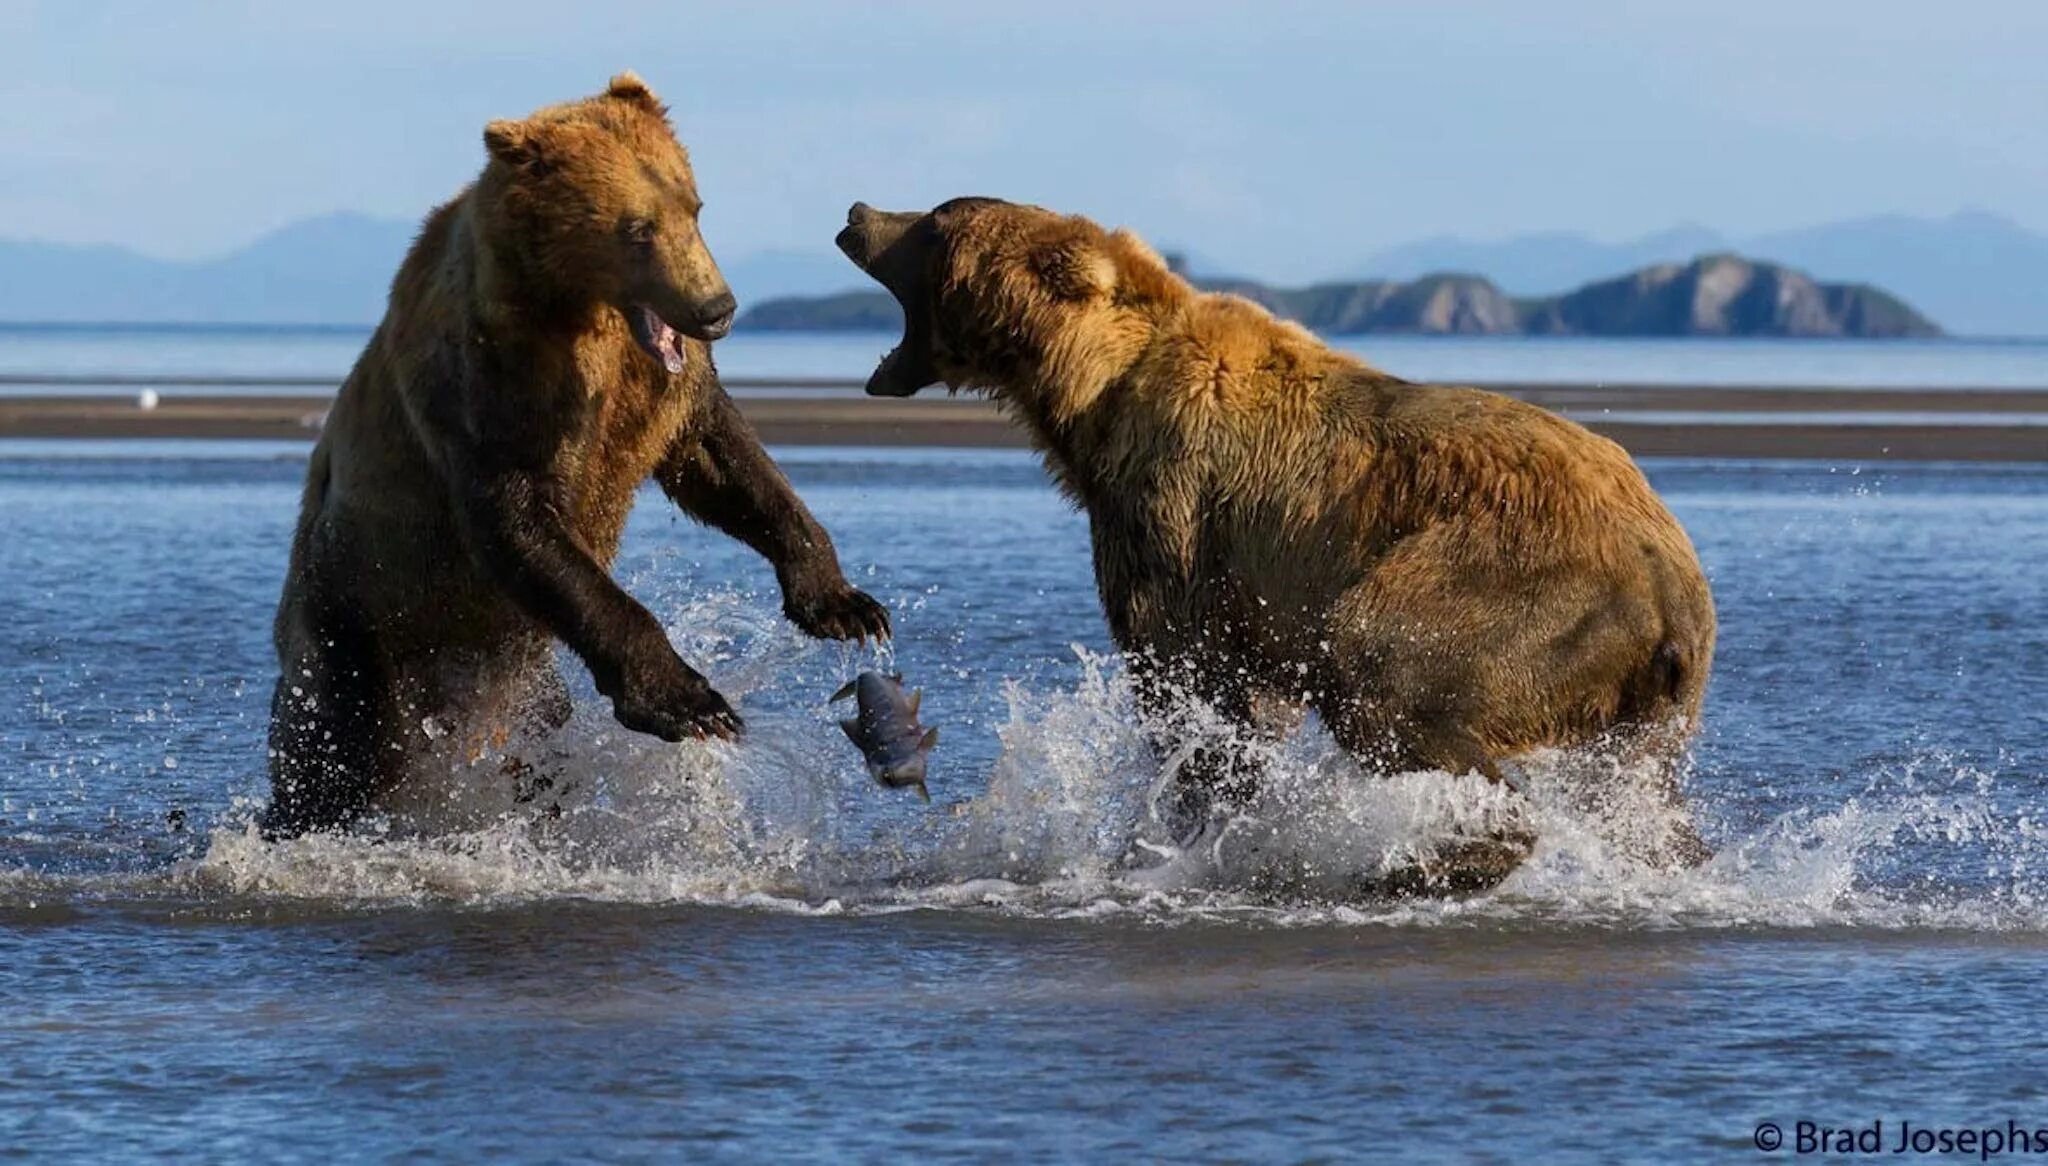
[786,585,892,645]
[612,685,742,742]
[607,649,743,743]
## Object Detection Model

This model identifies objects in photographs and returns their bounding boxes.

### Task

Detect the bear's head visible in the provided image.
[835,198,1185,422]
[479,73,735,372]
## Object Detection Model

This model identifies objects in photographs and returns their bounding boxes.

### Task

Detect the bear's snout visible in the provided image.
[692,290,737,339]
[836,202,920,271]
[834,220,870,266]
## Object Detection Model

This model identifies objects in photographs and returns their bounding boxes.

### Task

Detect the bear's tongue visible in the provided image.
[629,304,687,375]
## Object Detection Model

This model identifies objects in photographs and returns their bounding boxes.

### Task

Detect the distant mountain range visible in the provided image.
[1358,210,2048,339]
[739,289,906,332]
[0,214,869,328]
[0,208,2037,335]
[0,214,417,326]
[743,254,1938,339]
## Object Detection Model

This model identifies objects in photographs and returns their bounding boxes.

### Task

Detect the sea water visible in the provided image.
[8,324,2048,390]
[2,446,2046,1159]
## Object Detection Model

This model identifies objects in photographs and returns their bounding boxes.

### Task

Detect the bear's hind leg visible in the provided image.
[1326,697,1535,895]
[516,661,574,737]
[1329,703,1505,784]
[1571,722,1713,869]
[503,660,576,811]
[261,633,396,839]
[1128,656,1292,842]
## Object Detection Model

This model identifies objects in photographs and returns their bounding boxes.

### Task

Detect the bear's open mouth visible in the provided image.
[836,202,944,398]
[628,304,688,375]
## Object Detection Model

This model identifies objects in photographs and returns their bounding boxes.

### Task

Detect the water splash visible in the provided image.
[150,595,2048,932]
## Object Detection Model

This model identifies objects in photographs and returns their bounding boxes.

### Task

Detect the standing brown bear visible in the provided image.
[837,198,1716,884]
[264,75,889,836]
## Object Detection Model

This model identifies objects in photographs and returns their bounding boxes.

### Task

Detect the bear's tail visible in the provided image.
[1615,640,1692,728]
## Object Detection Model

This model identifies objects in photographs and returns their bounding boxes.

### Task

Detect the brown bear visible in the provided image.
[263,75,889,837]
[836,197,1717,885]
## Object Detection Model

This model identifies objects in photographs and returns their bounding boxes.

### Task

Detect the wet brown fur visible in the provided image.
[845,199,1716,866]
[265,76,887,835]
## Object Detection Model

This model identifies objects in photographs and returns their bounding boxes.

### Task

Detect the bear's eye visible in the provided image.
[623,218,658,247]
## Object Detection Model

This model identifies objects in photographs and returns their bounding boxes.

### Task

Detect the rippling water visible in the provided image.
[8,324,2048,389]
[3,446,2046,1159]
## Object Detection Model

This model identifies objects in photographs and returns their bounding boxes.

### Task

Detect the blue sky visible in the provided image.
[4,1,2044,280]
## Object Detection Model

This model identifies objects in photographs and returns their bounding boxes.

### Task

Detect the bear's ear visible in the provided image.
[607,71,667,115]
[1029,237,1117,303]
[1106,228,1182,303]
[484,119,541,168]
[1107,228,1170,274]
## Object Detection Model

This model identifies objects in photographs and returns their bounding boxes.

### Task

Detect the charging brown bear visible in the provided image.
[837,197,1716,887]
[264,75,888,836]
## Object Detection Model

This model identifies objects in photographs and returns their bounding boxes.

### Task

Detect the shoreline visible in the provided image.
[0,384,2044,463]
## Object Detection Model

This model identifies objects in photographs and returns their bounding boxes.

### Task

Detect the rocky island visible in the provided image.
[739,253,1941,338]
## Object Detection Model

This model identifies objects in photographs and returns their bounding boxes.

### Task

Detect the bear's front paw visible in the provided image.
[784,582,892,644]
[609,652,742,743]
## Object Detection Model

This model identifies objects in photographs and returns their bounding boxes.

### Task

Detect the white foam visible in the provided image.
[172,599,2048,933]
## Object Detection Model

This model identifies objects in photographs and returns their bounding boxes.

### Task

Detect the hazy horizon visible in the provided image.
[5,205,2036,281]
[5,1,2046,283]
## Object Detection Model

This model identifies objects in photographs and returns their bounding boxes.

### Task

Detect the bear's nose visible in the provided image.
[695,290,737,334]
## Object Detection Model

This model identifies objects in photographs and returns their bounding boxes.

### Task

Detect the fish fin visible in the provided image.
[913,781,931,803]
[829,679,857,703]
[907,689,922,717]
[919,727,940,750]
[838,718,862,742]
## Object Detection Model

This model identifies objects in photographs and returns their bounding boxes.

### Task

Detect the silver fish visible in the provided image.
[830,671,938,802]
